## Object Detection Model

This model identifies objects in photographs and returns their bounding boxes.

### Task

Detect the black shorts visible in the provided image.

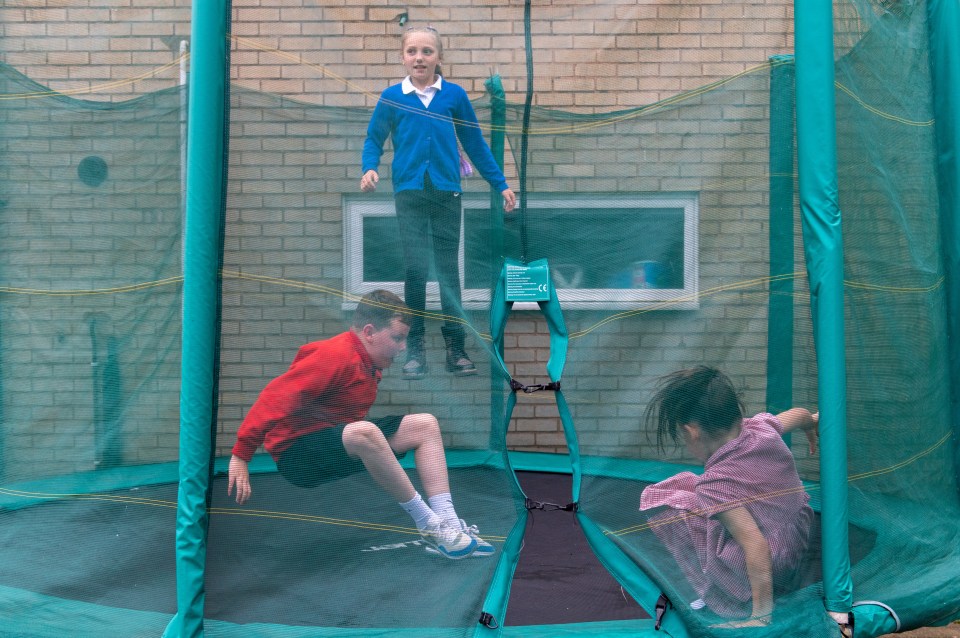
[276,415,405,488]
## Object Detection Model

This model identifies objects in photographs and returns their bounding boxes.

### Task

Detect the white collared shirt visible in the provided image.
[402,75,443,108]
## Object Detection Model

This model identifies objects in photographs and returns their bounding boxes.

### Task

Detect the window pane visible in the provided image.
[362,216,403,282]
[465,206,685,290]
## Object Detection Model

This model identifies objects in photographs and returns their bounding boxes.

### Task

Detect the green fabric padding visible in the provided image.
[482,258,581,632]
[576,515,692,638]
[489,258,575,489]
[501,619,677,637]
[164,2,230,637]
[0,584,671,638]
[840,491,960,632]
[485,73,508,453]
[851,603,900,638]
[0,461,180,511]
[794,0,853,614]
[766,54,796,417]
[472,513,529,638]
[206,621,674,638]
[0,585,172,637]
[489,261,690,634]
[489,258,569,383]
[927,0,960,494]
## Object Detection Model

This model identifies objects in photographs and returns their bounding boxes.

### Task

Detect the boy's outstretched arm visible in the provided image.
[775,408,819,455]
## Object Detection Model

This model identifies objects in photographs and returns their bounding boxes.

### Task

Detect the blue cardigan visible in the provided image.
[361,80,509,194]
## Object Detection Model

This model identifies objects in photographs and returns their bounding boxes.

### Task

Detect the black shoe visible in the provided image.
[441,326,477,376]
[402,341,427,380]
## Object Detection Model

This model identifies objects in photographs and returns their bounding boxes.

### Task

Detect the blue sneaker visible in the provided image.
[458,520,495,557]
[419,519,476,559]
[426,519,494,558]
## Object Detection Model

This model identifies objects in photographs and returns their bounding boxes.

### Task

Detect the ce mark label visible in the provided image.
[505,261,551,302]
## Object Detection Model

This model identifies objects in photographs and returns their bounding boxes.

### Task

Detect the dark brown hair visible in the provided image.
[644,365,745,453]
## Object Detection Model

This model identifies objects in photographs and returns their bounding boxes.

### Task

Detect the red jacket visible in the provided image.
[231,330,381,461]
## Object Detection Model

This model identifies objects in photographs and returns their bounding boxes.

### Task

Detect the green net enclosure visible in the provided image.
[0,1,958,638]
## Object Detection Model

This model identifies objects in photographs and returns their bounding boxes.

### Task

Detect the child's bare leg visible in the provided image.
[341,421,416,502]
[346,415,473,558]
[387,413,450,498]
[389,414,494,557]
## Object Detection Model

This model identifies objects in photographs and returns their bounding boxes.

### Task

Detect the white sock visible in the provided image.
[427,492,459,523]
[399,493,439,530]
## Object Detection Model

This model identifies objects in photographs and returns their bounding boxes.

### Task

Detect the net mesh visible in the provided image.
[0,1,958,637]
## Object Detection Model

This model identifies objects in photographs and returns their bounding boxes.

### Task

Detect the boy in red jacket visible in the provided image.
[227,289,491,559]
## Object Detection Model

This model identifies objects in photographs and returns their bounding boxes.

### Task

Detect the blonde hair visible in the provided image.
[401,26,443,75]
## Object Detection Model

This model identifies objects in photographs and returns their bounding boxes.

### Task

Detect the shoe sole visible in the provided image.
[447,368,478,376]
[421,541,476,559]
[425,544,493,558]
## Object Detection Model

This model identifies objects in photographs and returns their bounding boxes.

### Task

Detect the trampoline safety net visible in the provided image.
[0,1,958,638]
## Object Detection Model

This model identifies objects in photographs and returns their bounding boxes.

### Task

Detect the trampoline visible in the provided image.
[0,469,650,631]
[0,459,902,638]
[2,1,960,637]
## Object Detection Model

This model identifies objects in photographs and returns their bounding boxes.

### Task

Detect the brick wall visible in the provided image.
[1,0,794,104]
[0,1,809,477]
[0,67,185,479]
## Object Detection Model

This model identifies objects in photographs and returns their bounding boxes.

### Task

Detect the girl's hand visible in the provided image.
[501,188,517,212]
[775,407,820,454]
[805,412,820,455]
[360,170,379,192]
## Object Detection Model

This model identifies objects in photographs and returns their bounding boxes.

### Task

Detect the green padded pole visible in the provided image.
[926,0,960,497]
[794,0,853,615]
[474,261,536,637]
[766,55,796,418]
[476,259,577,635]
[163,1,229,636]
[485,74,508,451]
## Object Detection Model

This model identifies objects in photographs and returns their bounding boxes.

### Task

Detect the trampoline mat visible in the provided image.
[0,465,519,631]
[0,467,877,632]
[505,471,649,626]
[579,473,878,614]
[203,465,518,629]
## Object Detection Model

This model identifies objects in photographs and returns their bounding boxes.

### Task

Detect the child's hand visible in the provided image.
[360,170,379,192]
[775,407,819,454]
[228,455,252,504]
[501,188,517,212]
[805,411,819,455]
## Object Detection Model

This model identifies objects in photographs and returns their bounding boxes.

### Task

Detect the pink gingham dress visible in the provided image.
[640,413,813,617]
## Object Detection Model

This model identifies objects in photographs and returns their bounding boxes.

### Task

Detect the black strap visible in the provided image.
[525,497,578,512]
[654,593,672,631]
[478,611,499,629]
[510,379,561,394]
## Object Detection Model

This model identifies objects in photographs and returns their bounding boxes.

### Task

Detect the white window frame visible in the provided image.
[343,192,699,310]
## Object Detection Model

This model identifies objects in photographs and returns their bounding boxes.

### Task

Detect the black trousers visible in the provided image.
[394,176,464,343]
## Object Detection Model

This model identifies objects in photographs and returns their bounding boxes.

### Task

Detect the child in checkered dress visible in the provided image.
[640,366,819,626]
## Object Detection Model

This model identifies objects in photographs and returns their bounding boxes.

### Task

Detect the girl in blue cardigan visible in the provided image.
[361,26,516,380]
